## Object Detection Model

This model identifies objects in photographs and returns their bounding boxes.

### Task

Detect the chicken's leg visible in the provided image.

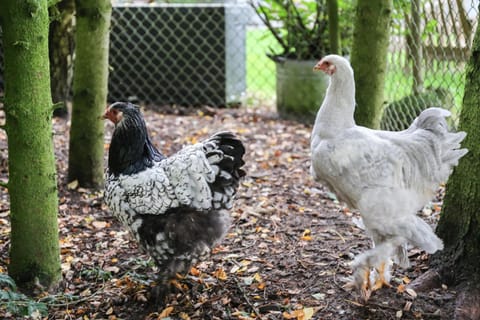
[349,236,404,300]
[372,261,392,291]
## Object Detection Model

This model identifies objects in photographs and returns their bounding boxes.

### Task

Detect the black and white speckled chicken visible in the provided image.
[102,102,246,299]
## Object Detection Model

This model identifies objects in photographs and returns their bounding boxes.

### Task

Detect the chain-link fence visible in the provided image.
[381,0,478,130]
[109,3,249,107]
[0,0,478,126]
[110,0,479,125]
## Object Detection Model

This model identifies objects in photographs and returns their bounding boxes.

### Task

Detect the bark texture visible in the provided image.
[49,0,75,118]
[327,0,340,55]
[435,13,480,283]
[410,0,423,94]
[433,9,480,319]
[350,0,393,129]
[0,0,61,289]
[68,0,112,188]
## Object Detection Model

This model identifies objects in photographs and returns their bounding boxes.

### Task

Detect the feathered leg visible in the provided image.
[348,236,404,301]
[150,275,172,305]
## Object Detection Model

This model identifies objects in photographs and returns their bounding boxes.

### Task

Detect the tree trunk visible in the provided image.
[0,0,61,289]
[327,0,341,55]
[49,0,75,118]
[432,8,480,319]
[410,0,423,94]
[350,0,393,129]
[68,0,111,188]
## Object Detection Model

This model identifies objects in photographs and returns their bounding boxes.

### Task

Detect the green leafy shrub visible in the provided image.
[0,274,48,318]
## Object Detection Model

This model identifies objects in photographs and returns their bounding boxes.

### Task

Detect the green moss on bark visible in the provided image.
[435,15,480,282]
[68,0,111,188]
[1,0,61,289]
[350,0,393,129]
[327,0,341,55]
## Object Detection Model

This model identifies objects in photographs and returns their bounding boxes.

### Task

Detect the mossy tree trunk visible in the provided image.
[409,0,423,94]
[432,13,480,319]
[327,0,340,55]
[350,0,393,129]
[68,0,111,188]
[0,0,61,289]
[49,0,75,118]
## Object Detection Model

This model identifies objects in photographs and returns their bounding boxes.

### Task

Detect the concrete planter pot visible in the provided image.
[275,59,328,123]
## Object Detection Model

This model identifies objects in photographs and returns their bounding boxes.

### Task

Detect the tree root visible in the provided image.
[408,268,480,320]
[407,269,442,292]
[454,283,480,320]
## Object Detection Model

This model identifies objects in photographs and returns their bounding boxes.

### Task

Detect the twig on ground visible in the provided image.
[233,276,265,320]
[40,281,106,307]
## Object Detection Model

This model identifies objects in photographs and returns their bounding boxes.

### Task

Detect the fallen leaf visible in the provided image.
[300,235,313,241]
[158,306,174,318]
[190,267,201,276]
[406,288,417,298]
[179,312,190,320]
[312,293,325,300]
[242,276,253,285]
[92,221,108,229]
[282,307,318,320]
[302,307,317,320]
[80,288,91,297]
[67,180,78,190]
[253,272,263,283]
[301,229,313,241]
[104,266,120,273]
[283,310,302,319]
[404,301,413,311]
[213,268,227,281]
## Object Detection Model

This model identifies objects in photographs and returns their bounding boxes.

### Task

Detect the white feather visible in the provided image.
[310,55,467,289]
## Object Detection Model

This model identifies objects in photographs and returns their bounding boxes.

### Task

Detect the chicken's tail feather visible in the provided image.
[409,215,444,254]
[409,107,451,135]
[410,107,468,180]
[202,132,246,209]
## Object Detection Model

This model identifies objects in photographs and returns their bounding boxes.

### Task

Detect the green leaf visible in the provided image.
[0,274,17,290]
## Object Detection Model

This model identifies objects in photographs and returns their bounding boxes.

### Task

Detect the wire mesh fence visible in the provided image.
[107,0,480,127]
[381,0,478,130]
[108,3,250,107]
[0,0,478,128]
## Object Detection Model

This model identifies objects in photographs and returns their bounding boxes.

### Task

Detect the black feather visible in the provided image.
[108,102,165,175]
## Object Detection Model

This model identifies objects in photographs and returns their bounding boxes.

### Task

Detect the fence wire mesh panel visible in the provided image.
[111,1,279,108]
[382,0,478,131]
[108,3,249,107]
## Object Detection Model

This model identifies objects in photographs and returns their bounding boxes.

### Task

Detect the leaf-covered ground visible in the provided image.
[0,106,455,319]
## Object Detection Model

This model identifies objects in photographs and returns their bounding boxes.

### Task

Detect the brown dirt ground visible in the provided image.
[0,106,455,319]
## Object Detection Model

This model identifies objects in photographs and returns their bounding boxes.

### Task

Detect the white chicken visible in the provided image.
[310,55,468,300]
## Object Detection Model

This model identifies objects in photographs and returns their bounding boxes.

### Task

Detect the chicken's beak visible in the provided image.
[313,60,336,75]
[103,107,114,122]
[102,108,109,119]
[313,61,323,71]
